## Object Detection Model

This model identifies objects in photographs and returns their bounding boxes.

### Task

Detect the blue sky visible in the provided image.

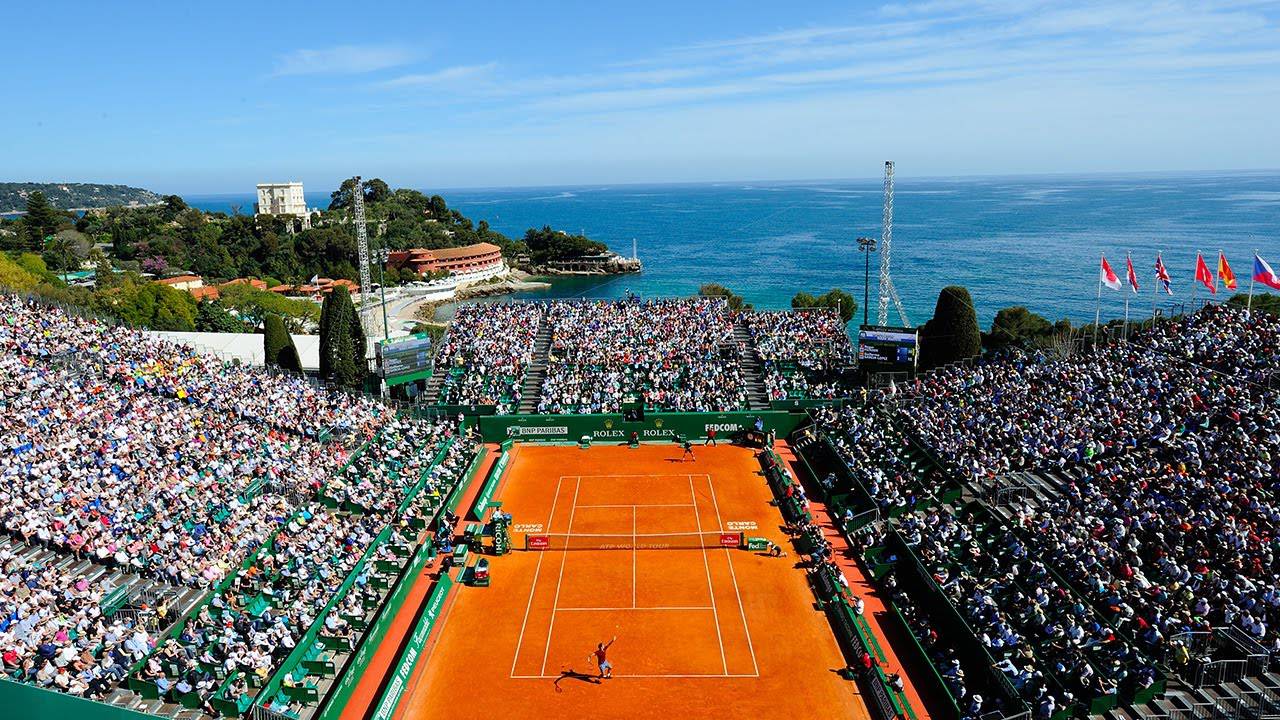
[4,0,1280,193]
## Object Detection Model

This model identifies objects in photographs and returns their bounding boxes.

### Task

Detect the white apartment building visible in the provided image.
[255,182,311,229]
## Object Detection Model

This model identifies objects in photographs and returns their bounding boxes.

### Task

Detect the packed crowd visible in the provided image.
[3,296,390,441]
[744,309,853,400]
[0,354,339,586]
[0,292,470,706]
[811,400,947,517]
[1,540,159,699]
[1142,303,1280,386]
[539,298,746,413]
[135,418,474,713]
[898,509,1157,718]
[433,303,544,413]
[893,303,1280,666]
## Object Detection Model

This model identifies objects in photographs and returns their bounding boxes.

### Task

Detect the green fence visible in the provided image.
[371,573,455,720]
[315,539,438,720]
[477,410,802,444]
[0,677,155,720]
[471,439,513,520]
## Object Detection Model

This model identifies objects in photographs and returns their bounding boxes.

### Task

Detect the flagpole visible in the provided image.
[1094,255,1103,347]
[1124,293,1130,341]
[1151,253,1159,319]
[1191,253,1199,311]
[1248,249,1257,316]
[1123,252,1132,340]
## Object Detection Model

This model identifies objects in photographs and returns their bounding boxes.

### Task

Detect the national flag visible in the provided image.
[1195,252,1217,294]
[1255,254,1280,291]
[1125,254,1140,293]
[1218,251,1238,291]
[1100,255,1122,290]
[1155,253,1173,295]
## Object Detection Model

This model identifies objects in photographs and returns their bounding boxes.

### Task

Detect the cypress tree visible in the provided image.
[320,286,365,388]
[263,313,301,372]
[919,285,981,370]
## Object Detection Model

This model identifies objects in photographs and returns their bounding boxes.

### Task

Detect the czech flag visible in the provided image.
[1255,254,1280,290]
[1100,255,1122,290]
[1195,252,1217,294]
[1125,254,1140,293]
[1155,253,1173,295]
[1218,251,1238,291]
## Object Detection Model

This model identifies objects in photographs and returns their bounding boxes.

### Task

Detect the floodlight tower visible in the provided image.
[351,176,375,335]
[877,161,911,327]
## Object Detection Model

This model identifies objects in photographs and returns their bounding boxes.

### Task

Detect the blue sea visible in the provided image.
[186,171,1280,327]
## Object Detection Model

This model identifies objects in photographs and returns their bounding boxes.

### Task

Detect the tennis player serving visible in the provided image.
[591,636,617,678]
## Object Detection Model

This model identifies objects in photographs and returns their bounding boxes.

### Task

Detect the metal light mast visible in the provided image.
[351,176,375,334]
[877,161,910,327]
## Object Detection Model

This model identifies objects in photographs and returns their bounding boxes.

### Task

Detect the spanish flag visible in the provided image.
[1218,251,1238,291]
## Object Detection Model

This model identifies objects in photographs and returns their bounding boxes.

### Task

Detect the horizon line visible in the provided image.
[37,166,1280,198]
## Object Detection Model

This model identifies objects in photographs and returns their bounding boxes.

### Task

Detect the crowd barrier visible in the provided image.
[370,574,456,720]
[756,450,916,720]
[472,440,513,520]
[475,410,803,444]
[313,540,438,720]
[0,676,155,720]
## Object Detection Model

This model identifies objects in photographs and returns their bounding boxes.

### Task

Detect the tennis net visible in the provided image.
[524,531,742,551]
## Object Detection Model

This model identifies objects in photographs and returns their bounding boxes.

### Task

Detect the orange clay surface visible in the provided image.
[395,443,869,720]
[338,444,502,720]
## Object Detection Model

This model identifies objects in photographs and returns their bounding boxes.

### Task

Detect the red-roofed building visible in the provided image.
[388,242,503,277]
[189,286,221,302]
[268,277,361,298]
[219,278,268,291]
[155,275,204,291]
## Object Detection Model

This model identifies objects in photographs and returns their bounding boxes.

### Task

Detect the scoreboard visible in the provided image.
[378,333,433,378]
[857,325,918,369]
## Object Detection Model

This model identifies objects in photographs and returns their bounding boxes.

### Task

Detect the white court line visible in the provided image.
[511,673,759,680]
[568,474,706,478]
[510,475,564,678]
[555,606,714,612]
[632,505,637,608]
[689,474,728,675]
[705,473,761,676]
[576,503,694,508]
[539,477,581,677]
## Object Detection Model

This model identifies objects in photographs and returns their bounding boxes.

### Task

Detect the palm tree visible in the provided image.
[44,233,78,280]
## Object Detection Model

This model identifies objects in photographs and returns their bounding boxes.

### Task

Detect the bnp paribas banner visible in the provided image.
[477,411,800,444]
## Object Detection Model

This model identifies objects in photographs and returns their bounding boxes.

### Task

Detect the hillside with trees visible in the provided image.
[0,182,161,213]
[0,178,619,336]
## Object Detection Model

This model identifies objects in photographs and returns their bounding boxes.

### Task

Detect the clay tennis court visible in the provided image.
[396,443,868,720]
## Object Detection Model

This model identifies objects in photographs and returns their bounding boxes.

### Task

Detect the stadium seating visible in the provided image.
[538,298,746,413]
[0,293,478,718]
[743,309,854,400]
[432,303,544,413]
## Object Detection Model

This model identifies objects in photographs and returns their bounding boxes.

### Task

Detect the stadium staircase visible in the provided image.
[421,329,450,406]
[421,371,447,406]
[517,317,554,413]
[731,317,772,411]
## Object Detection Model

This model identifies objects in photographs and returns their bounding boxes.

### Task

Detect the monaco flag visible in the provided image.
[1195,252,1217,294]
[1255,254,1280,291]
[1218,251,1238,291]
[1100,255,1122,290]
[1125,254,1140,293]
